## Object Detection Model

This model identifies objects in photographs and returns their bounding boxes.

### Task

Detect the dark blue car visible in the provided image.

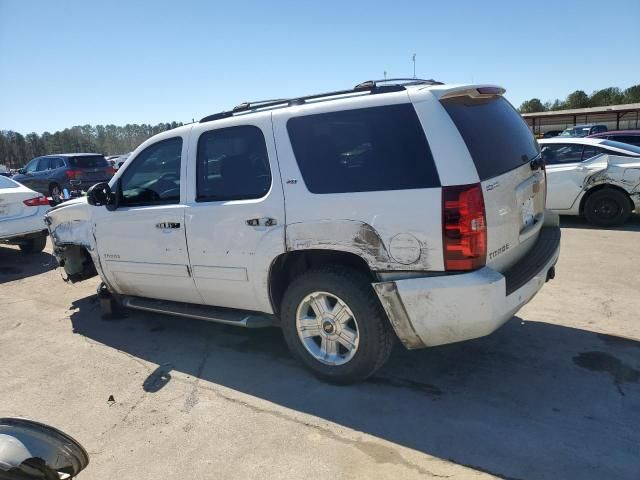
[13,153,115,200]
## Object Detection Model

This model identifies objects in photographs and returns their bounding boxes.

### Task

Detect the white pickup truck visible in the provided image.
[45,79,560,383]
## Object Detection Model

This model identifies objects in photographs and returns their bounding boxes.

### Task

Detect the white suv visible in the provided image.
[45,79,560,383]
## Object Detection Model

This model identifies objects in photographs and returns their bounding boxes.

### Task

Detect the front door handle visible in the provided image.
[246,217,277,227]
[156,222,181,229]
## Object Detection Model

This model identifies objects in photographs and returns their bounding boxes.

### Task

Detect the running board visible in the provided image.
[122,296,275,328]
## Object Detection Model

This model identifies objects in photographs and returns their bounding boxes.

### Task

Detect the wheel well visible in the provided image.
[56,244,97,283]
[268,250,374,315]
[579,184,634,214]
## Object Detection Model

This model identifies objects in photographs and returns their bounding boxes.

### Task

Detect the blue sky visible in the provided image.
[1,0,638,133]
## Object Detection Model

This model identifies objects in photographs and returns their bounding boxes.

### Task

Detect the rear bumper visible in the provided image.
[0,207,49,242]
[374,223,561,349]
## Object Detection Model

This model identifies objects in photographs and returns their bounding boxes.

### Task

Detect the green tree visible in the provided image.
[519,98,546,113]
[564,90,590,109]
[589,87,624,107]
[623,85,640,104]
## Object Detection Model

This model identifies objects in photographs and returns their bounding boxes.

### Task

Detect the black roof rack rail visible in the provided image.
[199,77,443,123]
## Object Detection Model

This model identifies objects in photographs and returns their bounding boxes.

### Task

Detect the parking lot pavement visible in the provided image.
[1,217,639,480]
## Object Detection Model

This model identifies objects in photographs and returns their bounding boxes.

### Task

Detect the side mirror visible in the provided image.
[87,182,114,207]
[18,168,26,174]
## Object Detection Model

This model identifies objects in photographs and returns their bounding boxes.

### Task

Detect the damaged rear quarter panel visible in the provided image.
[285,219,438,271]
[582,155,640,209]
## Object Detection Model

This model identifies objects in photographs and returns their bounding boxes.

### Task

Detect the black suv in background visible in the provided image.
[13,153,115,200]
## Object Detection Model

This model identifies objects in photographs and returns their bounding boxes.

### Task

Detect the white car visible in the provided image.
[0,176,50,253]
[540,138,640,226]
[45,79,560,383]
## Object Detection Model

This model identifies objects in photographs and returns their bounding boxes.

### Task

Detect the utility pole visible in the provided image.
[412,53,416,79]
[383,70,387,80]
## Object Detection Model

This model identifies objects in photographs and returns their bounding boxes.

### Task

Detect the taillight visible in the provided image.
[65,169,81,180]
[442,183,487,271]
[23,196,50,207]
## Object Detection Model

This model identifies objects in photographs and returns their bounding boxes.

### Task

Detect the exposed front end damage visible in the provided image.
[582,155,640,210]
[44,198,100,283]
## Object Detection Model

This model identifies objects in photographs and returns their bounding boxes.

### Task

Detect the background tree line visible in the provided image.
[0,122,183,169]
[519,84,640,114]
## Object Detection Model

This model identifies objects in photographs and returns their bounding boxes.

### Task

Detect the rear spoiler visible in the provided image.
[438,86,506,101]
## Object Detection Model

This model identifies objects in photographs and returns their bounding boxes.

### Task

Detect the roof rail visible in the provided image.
[199,77,443,123]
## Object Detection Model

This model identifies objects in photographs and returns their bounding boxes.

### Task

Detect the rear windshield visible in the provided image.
[442,96,540,180]
[67,155,108,168]
[601,140,640,155]
[0,176,19,188]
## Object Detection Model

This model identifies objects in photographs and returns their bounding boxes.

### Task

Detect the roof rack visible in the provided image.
[199,78,443,123]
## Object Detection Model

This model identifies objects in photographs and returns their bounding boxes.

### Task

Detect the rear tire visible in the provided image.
[19,233,47,254]
[49,183,62,203]
[280,266,394,384]
[583,188,631,227]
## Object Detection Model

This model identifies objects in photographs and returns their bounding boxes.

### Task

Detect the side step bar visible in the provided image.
[122,296,275,328]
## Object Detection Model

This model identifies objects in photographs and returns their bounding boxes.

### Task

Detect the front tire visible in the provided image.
[97,282,126,319]
[280,266,394,384]
[19,233,47,254]
[584,188,631,227]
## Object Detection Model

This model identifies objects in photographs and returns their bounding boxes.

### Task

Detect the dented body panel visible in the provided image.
[375,224,560,348]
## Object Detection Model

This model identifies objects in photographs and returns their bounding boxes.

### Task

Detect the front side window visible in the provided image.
[196,125,271,202]
[24,158,39,173]
[287,104,439,194]
[541,144,583,164]
[120,137,182,206]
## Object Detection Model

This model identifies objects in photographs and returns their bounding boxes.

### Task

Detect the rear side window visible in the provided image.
[287,104,439,194]
[67,155,108,168]
[602,140,640,154]
[37,158,51,171]
[196,126,271,202]
[541,144,583,164]
[442,96,540,180]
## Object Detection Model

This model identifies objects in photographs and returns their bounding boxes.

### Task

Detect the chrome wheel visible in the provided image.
[295,291,359,366]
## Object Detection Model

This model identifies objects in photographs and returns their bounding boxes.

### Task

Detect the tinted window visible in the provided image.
[540,144,583,164]
[68,155,108,168]
[601,140,640,155]
[120,137,182,206]
[287,104,439,194]
[196,126,271,201]
[50,157,65,169]
[442,96,539,180]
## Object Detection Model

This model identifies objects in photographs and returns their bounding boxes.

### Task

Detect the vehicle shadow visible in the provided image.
[0,245,56,284]
[560,214,640,232]
[70,296,639,480]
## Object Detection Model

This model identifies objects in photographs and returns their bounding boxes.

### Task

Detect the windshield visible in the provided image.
[560,127,591,137]
[601,140,640,155]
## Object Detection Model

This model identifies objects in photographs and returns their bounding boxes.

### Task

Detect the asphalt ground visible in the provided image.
[1,215,639,479]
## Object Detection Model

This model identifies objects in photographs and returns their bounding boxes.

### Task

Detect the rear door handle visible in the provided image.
[156,222,181,229]
[246,217,277,227]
